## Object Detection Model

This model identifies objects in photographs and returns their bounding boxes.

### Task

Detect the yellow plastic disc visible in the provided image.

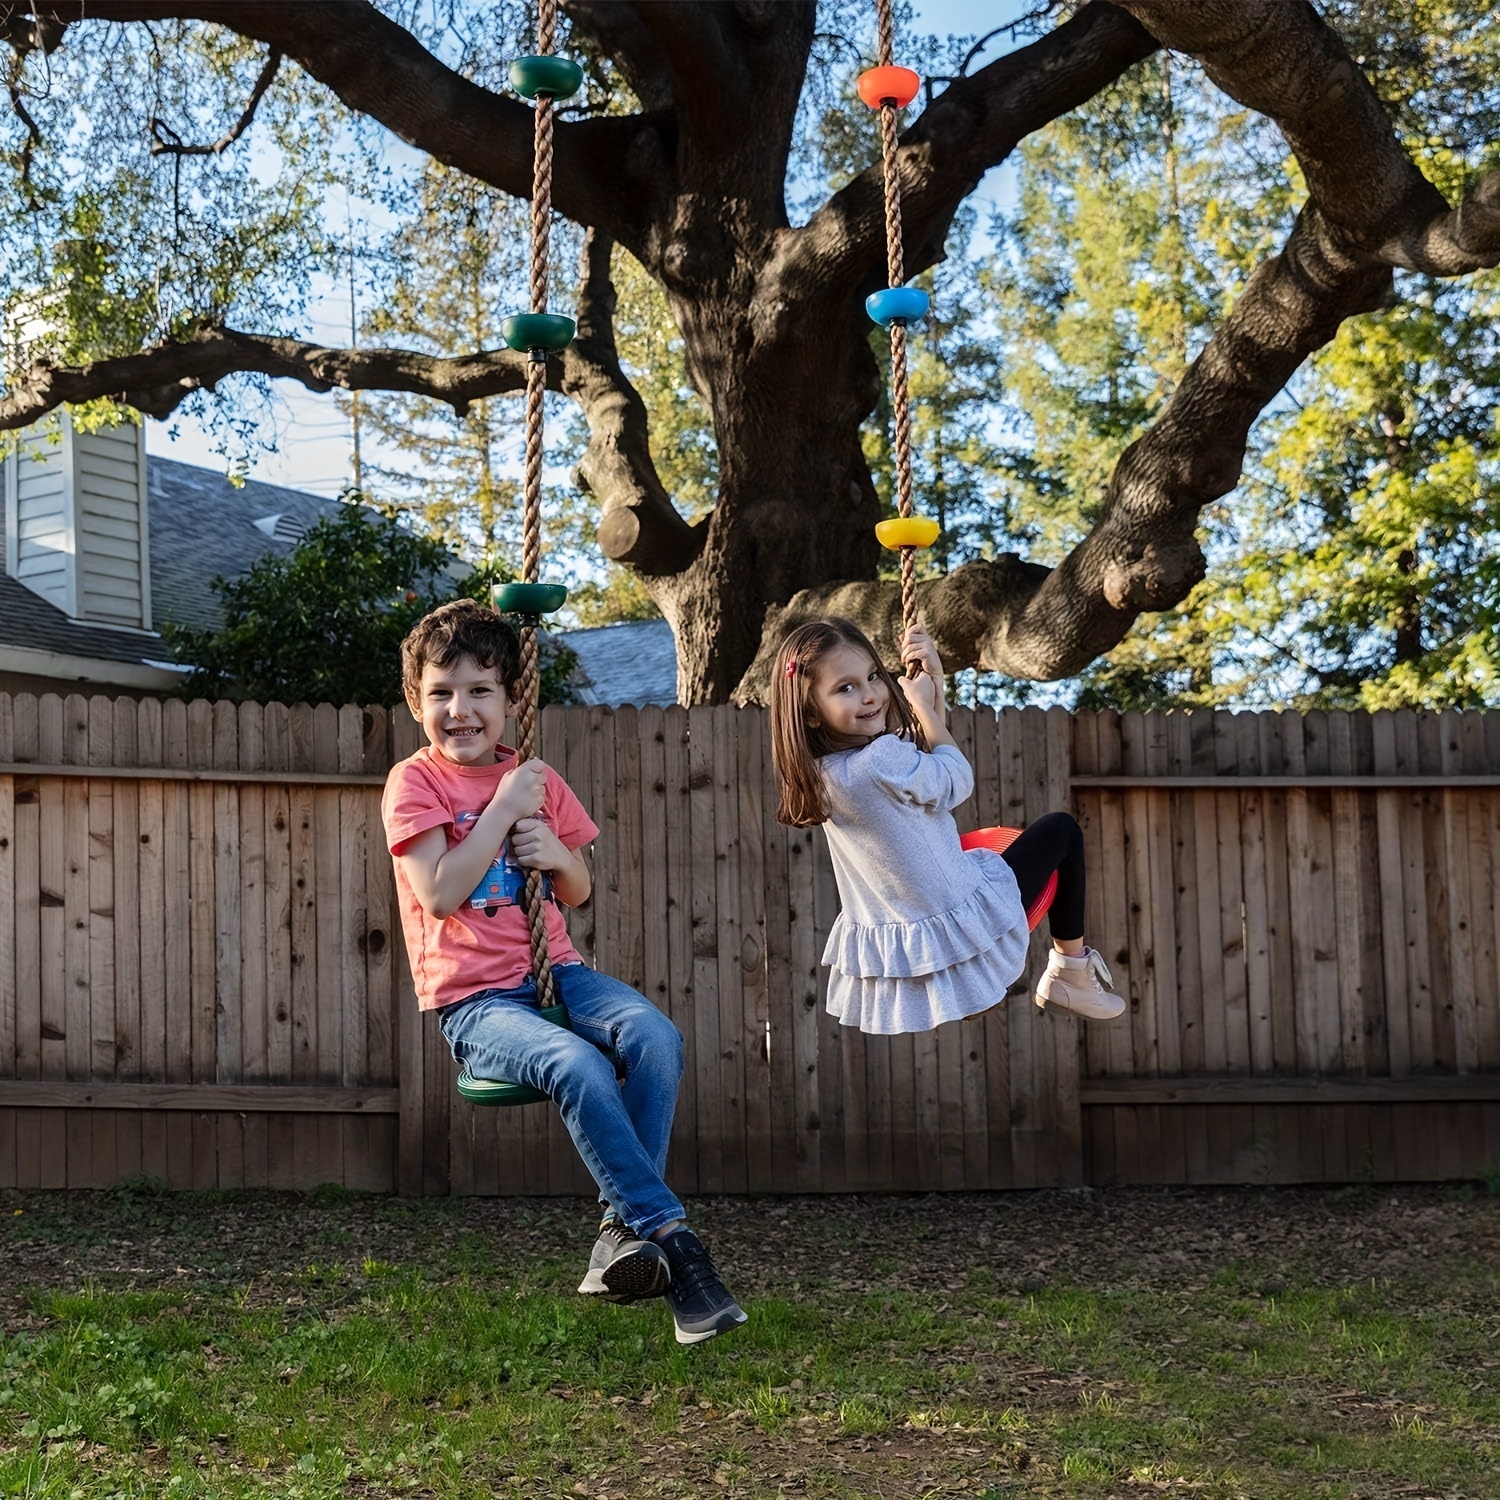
[875,517,941,551]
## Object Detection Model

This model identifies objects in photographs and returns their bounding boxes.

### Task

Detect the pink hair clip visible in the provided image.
[784,659,798,678]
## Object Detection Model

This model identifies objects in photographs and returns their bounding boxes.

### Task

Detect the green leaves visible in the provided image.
[161,501,577,708]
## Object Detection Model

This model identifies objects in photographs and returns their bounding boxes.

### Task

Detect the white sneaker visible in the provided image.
[1035,947,1125,1021]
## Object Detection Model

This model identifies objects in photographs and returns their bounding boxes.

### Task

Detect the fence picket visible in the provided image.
[737,707,773,1194]
[159,700,192,1185]
[37,696,67,1187]
[1475,716,1500,1073]
[660,707,699,1193]
[712,706,749,1194]
[132,698,163,1184]
[110,699,142,1183]
[337,705,376,1191]
[687,705,724,1192]
[213,701,245,1188]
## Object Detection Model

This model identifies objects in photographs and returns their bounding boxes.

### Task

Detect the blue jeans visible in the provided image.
[438,964,686,1237]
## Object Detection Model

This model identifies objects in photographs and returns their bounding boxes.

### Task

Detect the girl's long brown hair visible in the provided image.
[769,616,924,827]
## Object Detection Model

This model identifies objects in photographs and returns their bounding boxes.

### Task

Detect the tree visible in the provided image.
[163,502,580,707]
[4,1,1499,703]
[985,9,1500,710]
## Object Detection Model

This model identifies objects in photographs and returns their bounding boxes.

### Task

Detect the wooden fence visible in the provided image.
[0,693,1495,1195]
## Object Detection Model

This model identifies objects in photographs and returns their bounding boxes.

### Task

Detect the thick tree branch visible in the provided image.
[565,0,673,111]
[736,556,1051,704]
[30,1,662,243]
[1115,2,1492,270]
[628,0,742,141]
[782,3,1158,297]
[562,228,703,577]
[982,201,1392,678]
[0,325,544,429]
[1378,167,1500,275]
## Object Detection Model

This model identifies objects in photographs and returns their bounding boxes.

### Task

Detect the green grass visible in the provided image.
[0,1187,1496,1498]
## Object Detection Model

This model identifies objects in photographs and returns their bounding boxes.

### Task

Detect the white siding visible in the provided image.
[74,423,149,628]
[4,415,152,629]
[6,426,73,614]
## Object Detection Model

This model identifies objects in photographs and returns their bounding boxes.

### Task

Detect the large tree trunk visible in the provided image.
[641,296,885,702]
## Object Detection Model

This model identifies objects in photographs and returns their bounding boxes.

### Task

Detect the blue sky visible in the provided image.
[145,1,1030,495]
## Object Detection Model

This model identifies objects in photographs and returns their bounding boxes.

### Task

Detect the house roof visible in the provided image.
[555,619,678,707]
[0,571,166,670]
[0,454,345,673]
[146,458,345,634]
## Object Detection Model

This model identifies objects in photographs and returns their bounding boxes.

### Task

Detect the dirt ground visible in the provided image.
[4,1181,1495,1305]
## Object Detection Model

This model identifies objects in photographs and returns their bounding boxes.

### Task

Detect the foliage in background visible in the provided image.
[337,162,534,560]
[162,501,578,708]
[0,18,340,468]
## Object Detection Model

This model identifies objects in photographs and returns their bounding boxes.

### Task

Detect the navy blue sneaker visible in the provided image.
[659,1227,747,1344]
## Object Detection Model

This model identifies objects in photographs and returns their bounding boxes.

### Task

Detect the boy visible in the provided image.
[382,598,746,1344]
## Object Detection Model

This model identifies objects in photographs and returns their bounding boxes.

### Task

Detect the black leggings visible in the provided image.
[998,811,1085,941]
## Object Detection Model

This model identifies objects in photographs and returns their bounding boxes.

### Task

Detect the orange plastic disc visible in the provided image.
[857,65,921,110]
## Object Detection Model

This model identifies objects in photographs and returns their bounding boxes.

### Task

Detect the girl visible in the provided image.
[769,616,1123,1036]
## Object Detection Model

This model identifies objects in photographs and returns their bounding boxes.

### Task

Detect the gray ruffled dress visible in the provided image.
[820,735,1029,1035]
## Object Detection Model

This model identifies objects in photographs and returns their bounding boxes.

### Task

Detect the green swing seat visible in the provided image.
[455,1001,627,1107]
[455,1002,569,1108]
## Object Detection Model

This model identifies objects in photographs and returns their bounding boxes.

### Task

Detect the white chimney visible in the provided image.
[4,412,153,631]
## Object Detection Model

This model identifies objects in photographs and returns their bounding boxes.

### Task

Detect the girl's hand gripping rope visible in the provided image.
[896,621,953,745]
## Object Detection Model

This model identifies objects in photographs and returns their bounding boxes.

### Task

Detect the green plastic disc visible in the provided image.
[510,55,584,101]
[493,581,569,616]
[456,1068,549,1107]
[500,312,576,353]
[456,1003,570,1107]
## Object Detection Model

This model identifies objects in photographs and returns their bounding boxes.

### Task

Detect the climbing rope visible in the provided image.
[855,8,1058,932]
[514,0,559,1007]
[458,3,584,1106]
[859,0,934,668]
[499,0,584,1013]
[873,0,917,643]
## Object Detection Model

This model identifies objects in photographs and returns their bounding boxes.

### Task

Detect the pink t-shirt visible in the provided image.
[382,743,600,1010]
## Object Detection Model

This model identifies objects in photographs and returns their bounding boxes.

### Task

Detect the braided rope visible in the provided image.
[517,0,560,1007]
[872,0,920,660]
[875,0,893,68]
[528,89,553,315]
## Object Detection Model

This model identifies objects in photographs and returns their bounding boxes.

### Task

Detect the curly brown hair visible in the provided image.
[768,616,923,827]
[400,598,522,709]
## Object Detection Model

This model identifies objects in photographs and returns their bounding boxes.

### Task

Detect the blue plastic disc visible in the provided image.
[865,286,931,328]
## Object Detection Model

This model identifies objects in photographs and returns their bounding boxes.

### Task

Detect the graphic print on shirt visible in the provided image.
[457,809,552,917]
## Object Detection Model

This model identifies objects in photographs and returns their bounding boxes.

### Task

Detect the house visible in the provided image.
[554,618,678,707]
[2,411,683,706]
[0,414,343,696]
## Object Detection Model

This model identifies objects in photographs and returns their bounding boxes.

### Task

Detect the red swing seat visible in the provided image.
[958,826,1057,932]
